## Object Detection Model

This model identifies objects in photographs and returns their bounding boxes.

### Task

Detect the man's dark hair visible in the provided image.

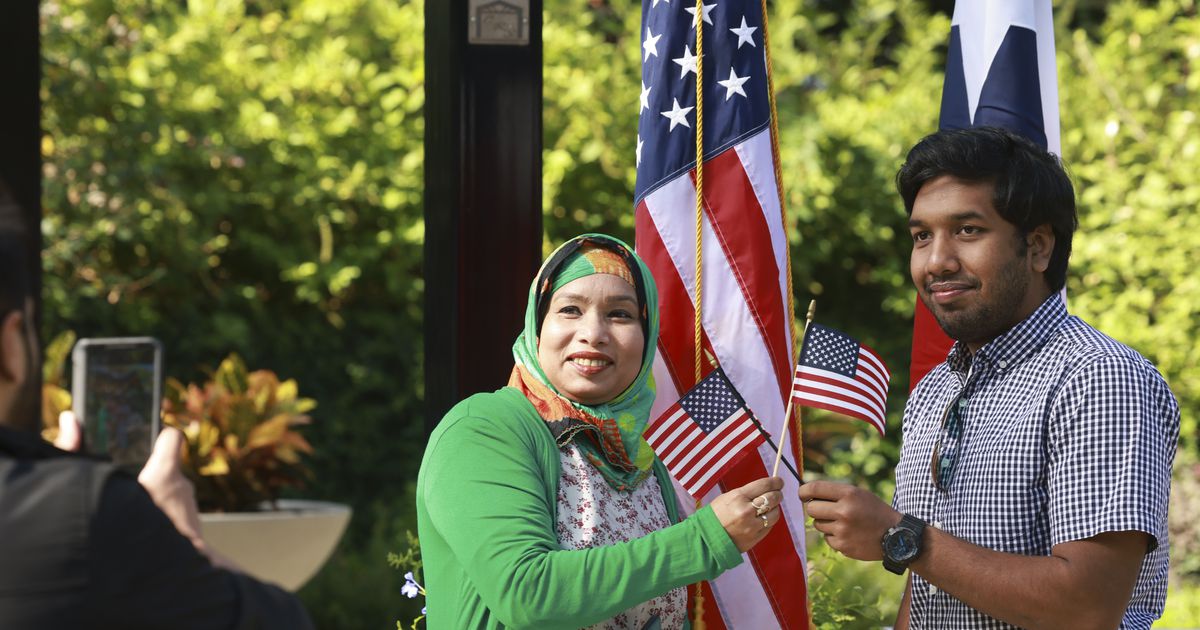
[0,178,30,320]
[895,126,1078,292]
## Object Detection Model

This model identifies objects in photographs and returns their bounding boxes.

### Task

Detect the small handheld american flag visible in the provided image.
[791,324,891,434]
[645,367,765,499]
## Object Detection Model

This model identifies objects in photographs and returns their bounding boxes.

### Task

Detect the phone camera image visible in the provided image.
[81,343,159,469]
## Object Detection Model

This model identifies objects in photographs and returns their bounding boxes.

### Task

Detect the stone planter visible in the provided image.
[199,499,351,591]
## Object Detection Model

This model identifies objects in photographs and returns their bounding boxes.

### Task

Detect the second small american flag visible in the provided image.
[791,324,891,435]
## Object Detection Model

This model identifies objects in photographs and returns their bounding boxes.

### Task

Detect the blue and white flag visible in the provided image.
[911,0,1061,389]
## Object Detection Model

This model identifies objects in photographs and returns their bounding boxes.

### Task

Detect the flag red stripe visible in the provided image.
[636,204,715,393]
[642,196,810,627]
[674,415,759,487]
[793,391,883,427]
[859,344,892,382]
[692,580,729,630]
[669,411,750,480]
[911,292,954,391]
[694,150,794,401]
[657,424,705,470]
[794,368,886,411]
[649,408,702,463]
[645,406,685,444]
[855,352,891,393]
[716,456,812,628]
[792,391,885,433]
[656,428,704,467]
[685,431,766,498]
[855,358,890,396]
[795,367,886,410]
[796,379,883,417]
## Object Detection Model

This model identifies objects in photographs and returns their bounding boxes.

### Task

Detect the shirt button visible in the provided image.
[998,359,1008,369]
[928,583,938,595]
[932,521,942,529]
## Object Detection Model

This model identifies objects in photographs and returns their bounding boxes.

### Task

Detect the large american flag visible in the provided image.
[646,367,765,499]
[792,324,892,435]
[634,0,809,627]
[910,0,1061,390]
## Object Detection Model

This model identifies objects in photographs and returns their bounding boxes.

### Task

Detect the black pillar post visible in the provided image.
[424,1,543,433]
[0,2,42,331]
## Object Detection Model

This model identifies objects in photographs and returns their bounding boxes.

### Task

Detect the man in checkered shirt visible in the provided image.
[799,127,1180,629]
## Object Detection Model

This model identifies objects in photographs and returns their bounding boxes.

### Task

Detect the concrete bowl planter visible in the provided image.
[199,499,351,591]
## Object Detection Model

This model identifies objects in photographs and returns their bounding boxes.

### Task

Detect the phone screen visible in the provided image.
[80,342,159,469]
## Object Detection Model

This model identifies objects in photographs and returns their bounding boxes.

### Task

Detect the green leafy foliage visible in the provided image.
[1058,0,1200,453]
[808,543,905,629]
[388,530,426,630]
[41,0,427,518]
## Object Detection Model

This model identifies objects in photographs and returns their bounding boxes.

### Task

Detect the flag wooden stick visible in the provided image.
[772,300,816,478]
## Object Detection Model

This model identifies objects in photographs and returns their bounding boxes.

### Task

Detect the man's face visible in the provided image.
[908,175,1050,350]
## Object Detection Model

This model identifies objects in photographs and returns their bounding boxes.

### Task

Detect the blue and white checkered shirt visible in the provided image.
[894,293,1180,629]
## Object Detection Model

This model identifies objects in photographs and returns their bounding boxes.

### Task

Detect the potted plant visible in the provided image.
[39,337,349,592]
[161,353,351,591]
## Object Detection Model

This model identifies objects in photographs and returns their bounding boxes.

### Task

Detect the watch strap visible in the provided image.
[882,513,927,574]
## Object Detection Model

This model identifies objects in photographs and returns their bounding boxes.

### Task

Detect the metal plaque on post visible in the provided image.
[468,0,529,46]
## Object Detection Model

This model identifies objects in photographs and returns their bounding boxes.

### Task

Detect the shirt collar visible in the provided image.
[946,292,1068,376]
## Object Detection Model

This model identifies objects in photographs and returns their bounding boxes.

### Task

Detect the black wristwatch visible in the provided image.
[881,513,927,575]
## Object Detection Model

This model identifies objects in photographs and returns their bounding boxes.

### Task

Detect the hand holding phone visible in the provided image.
[71,337,163,471]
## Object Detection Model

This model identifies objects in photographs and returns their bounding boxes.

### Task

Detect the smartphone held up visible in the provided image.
[70,337,163,472]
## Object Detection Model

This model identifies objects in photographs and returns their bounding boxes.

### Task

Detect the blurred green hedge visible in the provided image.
[42,0,427,516]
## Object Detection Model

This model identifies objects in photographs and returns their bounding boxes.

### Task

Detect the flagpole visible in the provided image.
[772,300,815,478]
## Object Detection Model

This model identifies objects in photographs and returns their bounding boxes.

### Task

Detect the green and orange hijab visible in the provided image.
[507,234,661,492]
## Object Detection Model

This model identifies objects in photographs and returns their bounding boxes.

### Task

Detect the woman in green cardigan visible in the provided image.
[416,234,784,629]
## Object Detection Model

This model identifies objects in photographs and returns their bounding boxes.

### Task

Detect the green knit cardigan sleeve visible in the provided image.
[417,388,742,629]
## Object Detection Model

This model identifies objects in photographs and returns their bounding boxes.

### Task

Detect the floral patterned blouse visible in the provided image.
[555,443,688,630]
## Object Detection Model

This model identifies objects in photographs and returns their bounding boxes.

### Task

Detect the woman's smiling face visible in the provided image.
[537,274,644,406]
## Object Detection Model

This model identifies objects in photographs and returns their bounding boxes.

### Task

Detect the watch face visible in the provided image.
[885,528,919,562]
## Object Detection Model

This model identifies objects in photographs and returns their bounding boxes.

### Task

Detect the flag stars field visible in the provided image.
[673,46,697,78]
[718,67,750,100]
[660,98,693,131]
[642,28,662,61]
[730,16,757,48]
[685,2,717,27]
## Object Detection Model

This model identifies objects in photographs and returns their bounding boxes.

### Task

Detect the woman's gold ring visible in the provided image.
[751,496,769,514]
